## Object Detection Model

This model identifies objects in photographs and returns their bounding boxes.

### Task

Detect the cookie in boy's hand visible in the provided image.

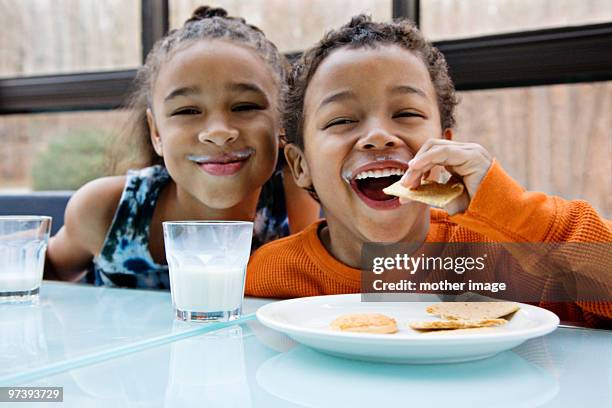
[330,313,398,334]
[383,177,464,208]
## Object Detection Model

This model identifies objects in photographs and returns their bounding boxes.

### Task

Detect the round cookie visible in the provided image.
[330,313,398,334]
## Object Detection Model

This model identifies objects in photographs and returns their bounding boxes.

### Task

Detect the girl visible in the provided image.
[246,15,612,327]
[45,6,319,288]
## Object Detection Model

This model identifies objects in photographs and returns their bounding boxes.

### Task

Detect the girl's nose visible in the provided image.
[356,126,400,151]
[198,125,239,146]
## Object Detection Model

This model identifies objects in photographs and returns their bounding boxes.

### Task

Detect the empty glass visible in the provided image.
[163,221,253,322]
[0,216,52,303]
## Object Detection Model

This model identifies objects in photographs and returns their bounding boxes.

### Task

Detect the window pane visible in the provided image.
[0,110,129,191]
[422,0,612,41]
[169,0,392,52]
[454,81,611,218]
[0,0,141,78]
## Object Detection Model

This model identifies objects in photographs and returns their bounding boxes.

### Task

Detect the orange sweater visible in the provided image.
[246,161,612,328]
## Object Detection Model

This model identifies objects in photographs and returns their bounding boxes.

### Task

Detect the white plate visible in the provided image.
[255,294,559,364]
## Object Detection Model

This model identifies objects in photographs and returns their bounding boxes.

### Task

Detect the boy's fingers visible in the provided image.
[443,191,471,215]
[404,148,479,188]
[412,139,470,159]
[407,139,460,173]
[403,141,489,187]
[401,167,428,188]
[403,162,442,188]
[410,145,472,170]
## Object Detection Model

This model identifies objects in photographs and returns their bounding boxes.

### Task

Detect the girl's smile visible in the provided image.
[188,147,255,176]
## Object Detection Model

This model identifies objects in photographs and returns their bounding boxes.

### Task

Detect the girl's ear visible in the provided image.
[284,143,312,189]
[147,108,163,157]
[443,128,454,140]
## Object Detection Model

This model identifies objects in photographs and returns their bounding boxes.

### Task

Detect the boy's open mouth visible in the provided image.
[348,162,407,210]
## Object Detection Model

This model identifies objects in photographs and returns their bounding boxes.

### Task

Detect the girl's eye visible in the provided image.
[232,103,264,112]
[172,107,201,116]
[393,111,424,119]
[323,118,357,130]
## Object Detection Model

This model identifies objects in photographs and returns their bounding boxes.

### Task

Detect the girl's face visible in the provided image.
[296,45,447,243]
[149,40,280,209]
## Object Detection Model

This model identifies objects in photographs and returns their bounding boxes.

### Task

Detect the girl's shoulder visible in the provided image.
[64,165,170,255]
[63,175,127,255]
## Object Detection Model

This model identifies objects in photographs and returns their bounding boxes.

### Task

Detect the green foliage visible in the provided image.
[32,130,110,190]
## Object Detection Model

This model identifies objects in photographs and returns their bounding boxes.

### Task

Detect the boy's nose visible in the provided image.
[357,126,399,151]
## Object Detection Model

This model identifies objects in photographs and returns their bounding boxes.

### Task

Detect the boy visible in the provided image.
[246,16,612,328]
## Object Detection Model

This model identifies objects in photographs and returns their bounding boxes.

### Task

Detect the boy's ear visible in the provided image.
[284,143,312,189]
[278,128,288,148]
[147,108,163,157]
[443,128,454,140]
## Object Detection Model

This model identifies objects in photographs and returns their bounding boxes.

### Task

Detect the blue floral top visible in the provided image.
[92,165,289,289]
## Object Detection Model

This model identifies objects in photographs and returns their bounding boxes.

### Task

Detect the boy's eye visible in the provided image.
[171,107,201,116]
[232,103,264,112]
[393,111,424,119]
[323,118,357,130]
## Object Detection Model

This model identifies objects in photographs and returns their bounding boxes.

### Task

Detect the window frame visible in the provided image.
[0,0,611,114]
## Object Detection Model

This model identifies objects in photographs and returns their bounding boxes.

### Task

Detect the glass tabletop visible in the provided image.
[0,281,270,386]
[19,320,612,408]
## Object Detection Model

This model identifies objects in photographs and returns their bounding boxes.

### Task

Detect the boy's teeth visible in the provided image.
[355,168,405,180]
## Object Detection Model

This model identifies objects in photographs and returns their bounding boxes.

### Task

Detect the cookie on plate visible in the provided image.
[426,302,520,321]
[409,318,507,330]
[420,327,498,335]
[330,313,398,334]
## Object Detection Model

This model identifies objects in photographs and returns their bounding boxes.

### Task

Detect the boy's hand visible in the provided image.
[399,139,493,214]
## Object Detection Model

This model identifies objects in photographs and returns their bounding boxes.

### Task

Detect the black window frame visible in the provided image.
[1,0,611,114]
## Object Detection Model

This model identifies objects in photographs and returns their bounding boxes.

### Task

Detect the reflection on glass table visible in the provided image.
[0,282,271,386]
[165,326,251,407]
[21,320,612,408]
[258,346,558,407]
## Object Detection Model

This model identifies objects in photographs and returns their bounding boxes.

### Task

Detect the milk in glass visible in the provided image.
[169,253,245,312]
[0,239,47,294]
[163,221,253,322]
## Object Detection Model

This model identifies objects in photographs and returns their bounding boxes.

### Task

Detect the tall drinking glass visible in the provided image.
[0,216,52,304]
[162,221,253,322]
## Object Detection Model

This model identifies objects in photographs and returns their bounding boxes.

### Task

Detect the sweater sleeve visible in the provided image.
[449,160,612,326]
[450,160,612,243]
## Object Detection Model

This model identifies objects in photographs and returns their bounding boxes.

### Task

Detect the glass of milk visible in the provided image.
[0,216,52,304]
[162,221,253,322]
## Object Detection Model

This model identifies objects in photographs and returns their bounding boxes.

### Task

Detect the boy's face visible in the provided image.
[149,40,280,209]
[295,45,446,243]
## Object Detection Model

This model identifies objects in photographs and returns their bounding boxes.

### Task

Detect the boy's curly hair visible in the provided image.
[284,15,458,149]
